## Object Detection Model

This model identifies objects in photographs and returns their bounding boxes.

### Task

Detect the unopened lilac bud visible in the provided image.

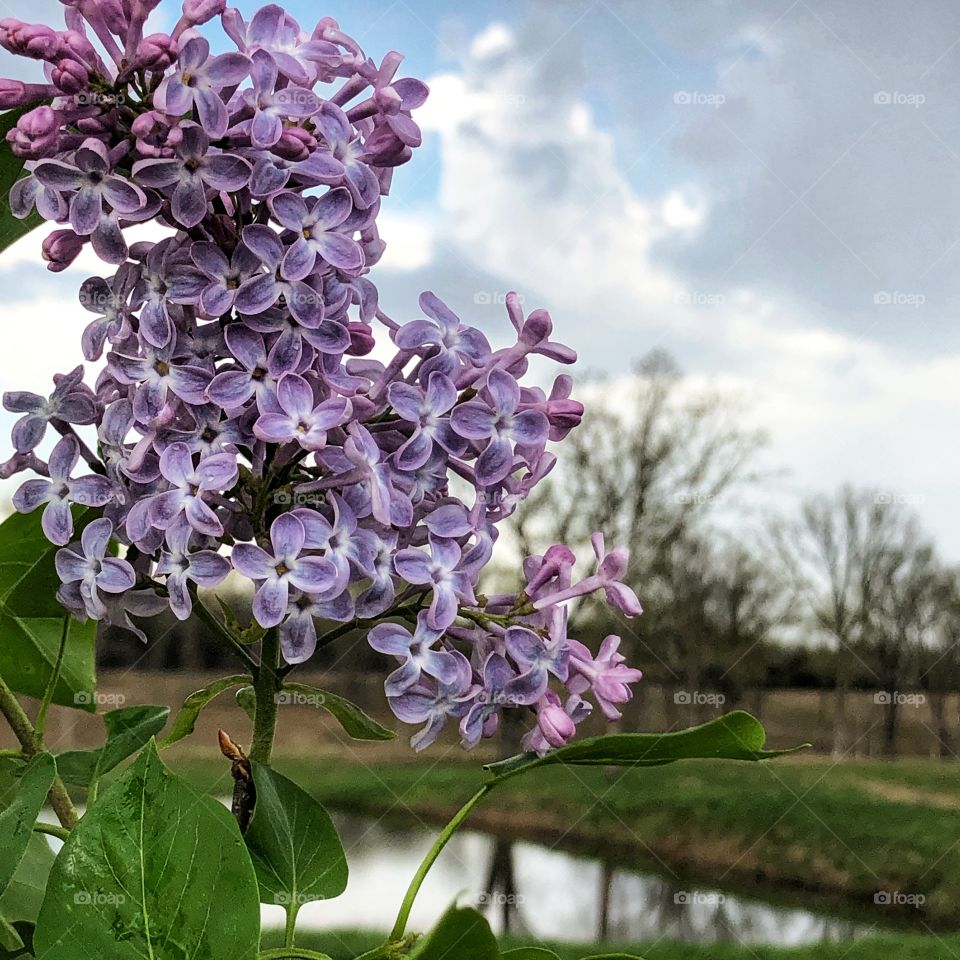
[0,80,26,108]
[42,229,84,272]
[0,19,60,61]
[131,110,183,157]
[272,126,317,162]
[59,30,100,68]
[180,0,226,25]
[51,58,88,95]
[8,105,59,158]
[347,322,375,356]
[520,308,552,346]
[135,33,177,71]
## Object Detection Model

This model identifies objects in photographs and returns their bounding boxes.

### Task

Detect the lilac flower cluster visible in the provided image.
[0,0,643,753]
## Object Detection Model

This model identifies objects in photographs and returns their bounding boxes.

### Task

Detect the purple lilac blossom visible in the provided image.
[0,0,643,756]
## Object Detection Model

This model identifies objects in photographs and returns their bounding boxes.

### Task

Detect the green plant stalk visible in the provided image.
[192,591,259,674]
[33,615,69,746]
[250,627,281,765]
[387,781,495,942]
[258,948,332,960]
[0,672,77,830]
[284,902,299,949]
[33,821,70,842]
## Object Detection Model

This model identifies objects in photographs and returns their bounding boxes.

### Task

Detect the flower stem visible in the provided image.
[283,902,299,949]
[250,627,281,765]
[0,673,78,830]
[33,821,70,842]
[34,616,69,747]
[258,949,332,960]
[387,781,494,942]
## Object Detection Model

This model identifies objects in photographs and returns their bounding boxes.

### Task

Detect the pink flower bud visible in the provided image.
[58,30,99,68]
[0,80,26,108]
[7,105,59,158]
[51,58,88,95]
[180,0,225,26]
[346,322,375,356]
[0,19,60,60]
[272,126,317,162]
[135,33,177,71]
[42,229,84,272]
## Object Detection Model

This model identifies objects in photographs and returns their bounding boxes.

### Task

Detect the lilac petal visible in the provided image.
[224,324,265,371]
[172,180,208,228]
[396,430,432,471]
[203,154,252,191]
[97,557,135,592]
[281,236,315,281]
[69,476,113,508]
[271,512,305,558]
[425,373,457,414]
[312,396,350,429]
[251,109,283,149]
[200,284,235,318]
[267,327,302,374]
[207,370,254,409]
[12,415,46,453]
[167,365,212,404]
[248,5,283,44]
[475,437,515,487]
[192,241,229,277]
[511,410,549,446]
[314,233,363,272]
[504,667,548,706]
[450,402,495,440]
[56,394,96,425]
[70,187,102,236]
[131,159,181,188]
[422,648,459,685]
[48,435,79,480]
[91,219,129,266]
[13,479,51,513]
[167,572,192,620]
[250,158,290,197]
[194,85,228,139]
[312,187,353,229]
[253,577,288,628]
[139,302,173,349]
[486,369,519,415]
[393,548,432,584]
[419,292,460,330]
[302,320,349,353]
[505,627,543,667]
[154,76,193,116]
[231,542,276,580]
[384,658,421,697]
[368,623,414,656]
[102,178,145,214]
[281,613,317,664]
[387,382,423,422]
[185,496,223,537]
[187,550,230,586]
[197,453,238,490]
[235,274,279,314]
[205,52,251,86]
[159,442,194,485]
[276,374,313,417]
[253,412,294,442]
[41,500,74,545]
[390,690,432,724]
[288,556,336,593]
[291,509,332,549]
[431,536,461,573]
[149,489,186,528]
[55,549,88,583]
[32,161,82,192]
[270,191,307,230]
[242,224,284,266]
[286,281,323,326]
[424,504,472,538]
[2,391,43,414]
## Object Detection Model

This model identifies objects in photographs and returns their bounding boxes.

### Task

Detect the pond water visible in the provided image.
[261,812,880,947]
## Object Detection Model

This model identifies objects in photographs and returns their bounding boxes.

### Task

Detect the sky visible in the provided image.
[0,0,958,554]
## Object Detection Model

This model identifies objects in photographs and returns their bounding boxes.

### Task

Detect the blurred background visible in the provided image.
[3,1,960,958]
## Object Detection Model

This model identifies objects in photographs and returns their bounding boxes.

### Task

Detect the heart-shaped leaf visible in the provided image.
[409,905,499,960]
[279,682,394,741]
[55,706,170,786]
[34,741,260,960]
[0,754,55,898]
[485,711,805,781]
[0,510,96,710]
[158,675,249,749]
[244,762,347,918]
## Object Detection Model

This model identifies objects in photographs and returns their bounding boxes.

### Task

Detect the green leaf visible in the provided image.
[0,509,96,710]
[0,833,56,943]
[280,682,395,742]
[485,711,806,781]
[55,706,170,786]
[244,762,347,915]
[579,955,646,960]
[158,675,249,749]
[0,754,55,898]
[236,685,256,722]
[408,905,498,960]
[34,741,260,960]
[0,106,44,255]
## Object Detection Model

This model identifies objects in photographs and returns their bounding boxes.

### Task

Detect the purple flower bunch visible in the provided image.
[0,1,642,753]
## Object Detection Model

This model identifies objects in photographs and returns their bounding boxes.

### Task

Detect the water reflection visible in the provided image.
[267,813,875,946]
